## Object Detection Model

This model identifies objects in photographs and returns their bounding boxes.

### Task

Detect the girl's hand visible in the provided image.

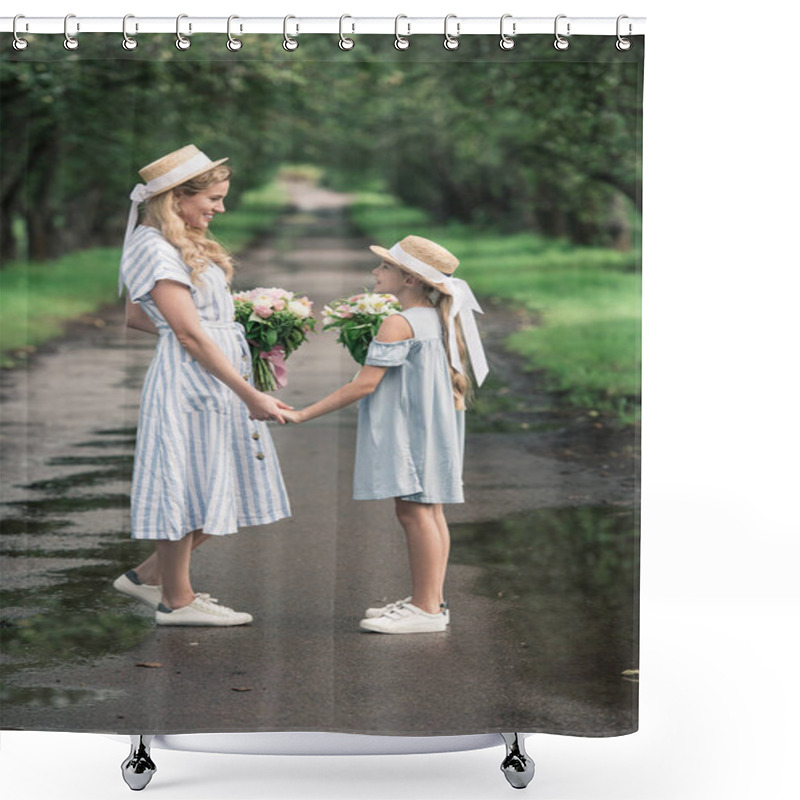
[246,393,293,424]
[281,408,305,424]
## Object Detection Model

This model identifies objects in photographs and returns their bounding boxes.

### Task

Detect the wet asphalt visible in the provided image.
[0,182,638,737]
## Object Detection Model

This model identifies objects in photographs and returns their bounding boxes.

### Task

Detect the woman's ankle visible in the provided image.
[159,591,195,611]
[132,568,160,587]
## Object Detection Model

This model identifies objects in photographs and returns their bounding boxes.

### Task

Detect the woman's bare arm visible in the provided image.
[149,279,291,423]
[125,297,158,335]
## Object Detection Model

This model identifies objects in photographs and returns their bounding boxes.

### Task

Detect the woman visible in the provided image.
[113,145,291,626]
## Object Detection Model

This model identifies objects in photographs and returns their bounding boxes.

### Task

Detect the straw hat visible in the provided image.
[138,144,229,197]
[369,235,459,296]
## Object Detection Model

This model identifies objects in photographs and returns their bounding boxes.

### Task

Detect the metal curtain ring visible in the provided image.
[63,14,79,50]
[554,14,570,51]
[122,14,138,50]
[227,15,242,51]
[394,15,410,51]
[616,15,632,51]
[443,14,460,51]
[12,14,29,50]
[339,15,355,50]
[175,14,191,50]
[499,14,515,51]
[283,15,299,51]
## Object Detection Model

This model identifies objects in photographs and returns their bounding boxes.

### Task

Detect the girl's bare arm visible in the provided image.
[285,312,413,423]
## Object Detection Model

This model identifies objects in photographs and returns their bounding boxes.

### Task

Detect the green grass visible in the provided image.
[349,194,641,423]
[0,182,288,365]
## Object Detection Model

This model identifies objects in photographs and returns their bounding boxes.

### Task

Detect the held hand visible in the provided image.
[246,392,293,424]
[281,408,305,425]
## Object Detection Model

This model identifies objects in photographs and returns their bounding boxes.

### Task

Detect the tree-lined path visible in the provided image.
[0,181,637,736]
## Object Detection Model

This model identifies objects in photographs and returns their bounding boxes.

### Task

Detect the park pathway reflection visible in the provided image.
[0,179,638,736]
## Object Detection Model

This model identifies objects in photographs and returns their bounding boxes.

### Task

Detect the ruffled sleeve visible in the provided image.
[121,227,193,303]
[365,338,414,367]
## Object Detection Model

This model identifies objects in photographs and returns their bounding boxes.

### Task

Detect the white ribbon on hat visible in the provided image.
[119,151,214,295]
[388,243,489,386]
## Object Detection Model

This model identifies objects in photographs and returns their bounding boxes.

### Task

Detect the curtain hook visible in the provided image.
[499,14,515,51]
[175,14,191,50]
[339,15,355,50]
[394,15,410,51]
[283,15,299,51]
[616,15,632,51]
[554,14,570,50]
[227,15,242,51]
[122,14,138,51]
[443,14,460,51]
[63,13,79,50]
[12,14,29,51]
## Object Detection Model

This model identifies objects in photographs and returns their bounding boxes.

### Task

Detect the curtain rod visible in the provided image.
[2,16,646,37]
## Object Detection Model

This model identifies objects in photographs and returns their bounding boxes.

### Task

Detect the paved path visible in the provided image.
[0,181,637,737]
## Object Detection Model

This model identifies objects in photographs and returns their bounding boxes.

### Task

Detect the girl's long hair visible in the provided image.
[429,289,472,411]
[142,164,234,285]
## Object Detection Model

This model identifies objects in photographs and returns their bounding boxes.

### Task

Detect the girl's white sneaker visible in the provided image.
[364,597,411,618]
[359,602,447,634]
[365,597,450,625]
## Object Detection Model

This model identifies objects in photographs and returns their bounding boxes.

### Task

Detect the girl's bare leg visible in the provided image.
[432,504,450,608]
[395,499,447,614]
[131,531,211,586]
[155,531,198,610]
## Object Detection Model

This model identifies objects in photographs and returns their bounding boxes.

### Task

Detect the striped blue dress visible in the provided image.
[120,225,290,541]
[353,307,465,504]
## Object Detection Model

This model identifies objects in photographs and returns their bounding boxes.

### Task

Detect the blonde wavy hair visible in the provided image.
[427,288,472,411]
[142,164,234,286]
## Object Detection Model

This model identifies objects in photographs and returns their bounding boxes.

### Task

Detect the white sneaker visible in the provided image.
[114,572,218,610]
[364,597,411,618]
[365,597,450,625]
[155,596,253,627]
[359,602,447,634]
[113,571,161,609]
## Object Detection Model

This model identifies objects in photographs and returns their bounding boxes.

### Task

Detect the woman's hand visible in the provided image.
[246,393,293,424]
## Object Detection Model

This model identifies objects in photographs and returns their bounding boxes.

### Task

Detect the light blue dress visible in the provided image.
[354,306,465,504]
[120,225,290,541]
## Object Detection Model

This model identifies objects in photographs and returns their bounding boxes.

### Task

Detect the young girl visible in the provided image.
[284,235,488,634]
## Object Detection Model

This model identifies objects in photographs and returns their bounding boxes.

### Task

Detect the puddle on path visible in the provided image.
[450,505,639,689]
[0,684,124,709]
[1,422,152,688]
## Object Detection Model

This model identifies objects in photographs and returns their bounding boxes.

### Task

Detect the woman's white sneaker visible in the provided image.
[155,596,253,626]
[113,571,161,609]
[359,602,447,634]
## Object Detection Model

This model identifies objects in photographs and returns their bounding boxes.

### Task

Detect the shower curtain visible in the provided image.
[1,28,642,743]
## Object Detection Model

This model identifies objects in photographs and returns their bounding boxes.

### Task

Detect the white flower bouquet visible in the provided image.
[232,287,315,391]
[322,292,401,365]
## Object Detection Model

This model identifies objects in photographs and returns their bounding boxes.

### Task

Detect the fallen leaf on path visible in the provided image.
[231,687,252,692]
[135,662,163,669]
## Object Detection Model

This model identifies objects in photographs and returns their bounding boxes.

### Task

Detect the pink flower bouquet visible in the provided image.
[232,287,315,391]
[322,292,401,365]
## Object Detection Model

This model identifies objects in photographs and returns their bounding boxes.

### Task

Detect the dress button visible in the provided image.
[255,453,265,460]
[243,373,250,380]
[251,432,261,440]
